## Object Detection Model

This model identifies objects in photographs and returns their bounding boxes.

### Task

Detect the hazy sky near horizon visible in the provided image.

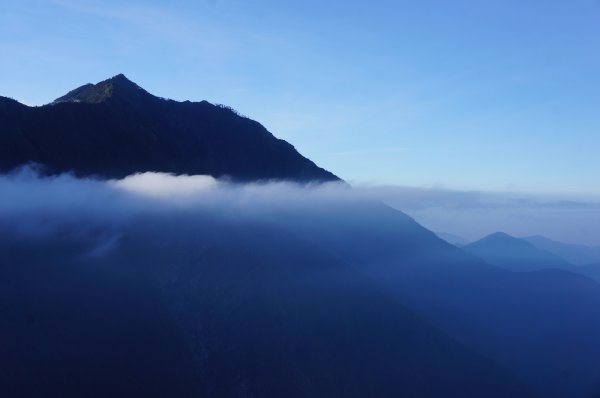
[1,0,600,194]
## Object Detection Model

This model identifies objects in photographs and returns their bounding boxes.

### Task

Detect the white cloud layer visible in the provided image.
[1,169,598,246]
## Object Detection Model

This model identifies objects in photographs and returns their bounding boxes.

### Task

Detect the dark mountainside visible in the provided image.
[464,232,573,272]
[0,212,531,398]
[523,235,600,266]
[0,74,338,182]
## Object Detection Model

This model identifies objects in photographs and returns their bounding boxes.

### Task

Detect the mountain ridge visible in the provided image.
[523,235,600,265]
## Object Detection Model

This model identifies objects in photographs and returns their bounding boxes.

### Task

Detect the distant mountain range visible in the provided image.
[463,231,600,286]
[522,235,600,265]
[0,74,338,182]
[464,232,573,272]
[439,231,600,268]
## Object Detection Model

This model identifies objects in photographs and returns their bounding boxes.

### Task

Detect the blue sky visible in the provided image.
[1,0,600,194]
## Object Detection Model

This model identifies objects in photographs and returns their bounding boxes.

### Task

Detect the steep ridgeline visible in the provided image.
[435,231,469,247]
[0,74,339,182]
[578,263,600,281]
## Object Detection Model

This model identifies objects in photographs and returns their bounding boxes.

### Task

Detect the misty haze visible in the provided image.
[2,1,600,398]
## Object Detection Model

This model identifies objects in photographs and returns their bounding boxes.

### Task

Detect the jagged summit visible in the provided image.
[53,74,152,104]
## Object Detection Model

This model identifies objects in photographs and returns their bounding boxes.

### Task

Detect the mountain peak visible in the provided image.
[485,232,515,241]
[111,73,130,81]
[2,75,340,182]
[53,74,152,104]
[474,232,532,249]
[465,232,573,272]
[106,73,145,90]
